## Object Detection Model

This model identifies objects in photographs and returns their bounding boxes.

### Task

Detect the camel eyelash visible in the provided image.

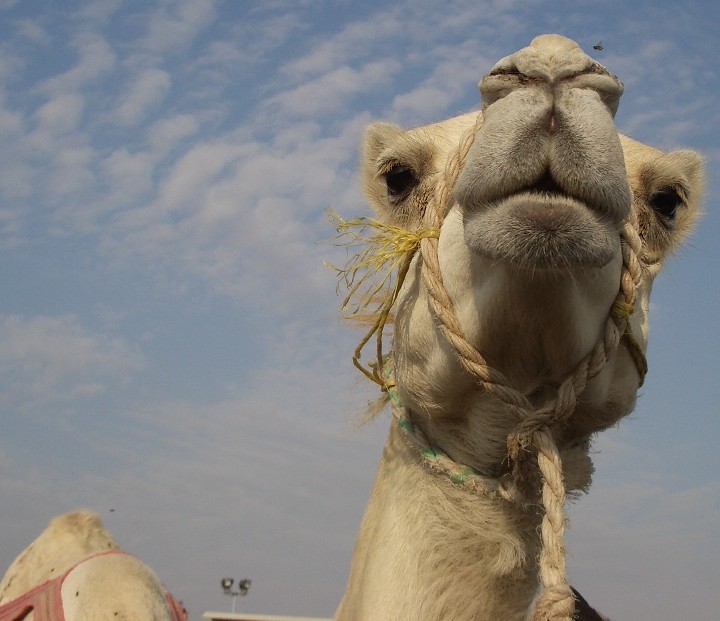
[376,159,409,177]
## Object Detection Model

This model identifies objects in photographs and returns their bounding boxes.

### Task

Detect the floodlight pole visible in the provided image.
[220,577,252,613]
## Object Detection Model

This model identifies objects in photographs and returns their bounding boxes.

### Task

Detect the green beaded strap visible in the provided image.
[383,357,522,502]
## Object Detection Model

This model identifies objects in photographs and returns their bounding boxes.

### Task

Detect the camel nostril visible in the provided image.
[567,70,624,116]
[479,64,537,109]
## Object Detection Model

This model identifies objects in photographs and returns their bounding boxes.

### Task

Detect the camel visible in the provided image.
[332,35,704,620]
[0,510,187,621]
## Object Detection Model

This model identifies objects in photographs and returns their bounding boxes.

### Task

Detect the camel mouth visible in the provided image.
[462,192,620,270]
[527,173,564,196]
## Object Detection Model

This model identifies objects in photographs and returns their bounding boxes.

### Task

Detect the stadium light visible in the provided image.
[220,576,252,612]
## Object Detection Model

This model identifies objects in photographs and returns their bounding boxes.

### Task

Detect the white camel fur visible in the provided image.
[334,35,704,620]
[0,510,185,621]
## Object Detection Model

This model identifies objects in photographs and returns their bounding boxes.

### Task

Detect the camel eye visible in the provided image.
[384,165,417,199]
[650,188,683,223]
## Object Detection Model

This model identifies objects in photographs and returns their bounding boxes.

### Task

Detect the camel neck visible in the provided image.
[335,420,541,621]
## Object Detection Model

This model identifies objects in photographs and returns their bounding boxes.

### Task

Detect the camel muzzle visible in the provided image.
[454,35,632,269]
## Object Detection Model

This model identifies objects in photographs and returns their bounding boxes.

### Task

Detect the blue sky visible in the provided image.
[0,1,718,619]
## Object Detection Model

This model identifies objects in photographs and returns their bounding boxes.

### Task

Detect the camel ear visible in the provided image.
[364,122,404,163]
[362,123,405,221]
[666,149,704,201]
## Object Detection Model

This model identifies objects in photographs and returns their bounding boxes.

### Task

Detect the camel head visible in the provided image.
[356,35,704,482]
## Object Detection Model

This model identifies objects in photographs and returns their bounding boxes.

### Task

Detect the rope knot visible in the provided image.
[611,299,634,320]
[531,583,576,621]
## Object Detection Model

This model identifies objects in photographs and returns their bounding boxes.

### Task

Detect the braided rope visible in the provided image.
[415,112,647,621]
[420,114,532,409]
[532,428,575,621]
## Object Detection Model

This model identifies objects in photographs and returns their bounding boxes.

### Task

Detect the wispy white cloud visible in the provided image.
[114,68,172,126]
[390,42,492,121]
[280,15,403,83]
[141,0,217,55]
[147,113,199,154]
[82,108,368,315]
[196,12,301,69]
[0,91,31,202]
[34,93,85,136]
[13,18,51,45]
[74,0,123,25]
[38,31,116,95]
[100,151,149,192]
[0,314,144,409]
[94,114,200,214]
[263,60,402,121]
[48,145,97,200]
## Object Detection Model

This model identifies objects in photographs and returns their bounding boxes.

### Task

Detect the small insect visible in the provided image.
[593,41,604,51]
